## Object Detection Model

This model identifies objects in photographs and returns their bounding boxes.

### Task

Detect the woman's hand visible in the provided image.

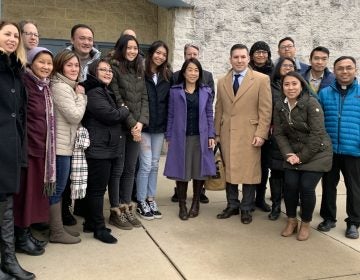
[286,154,301,165]
[131,122,143,135]
[208,138,215,149]
[75,85,85,95]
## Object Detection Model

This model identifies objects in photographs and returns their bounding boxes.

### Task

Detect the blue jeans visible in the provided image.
[49,156,71,205]
[136,132,164,202]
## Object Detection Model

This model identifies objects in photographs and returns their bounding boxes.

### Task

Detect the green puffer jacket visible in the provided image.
[109,59,149,129]
[273,91,333,172]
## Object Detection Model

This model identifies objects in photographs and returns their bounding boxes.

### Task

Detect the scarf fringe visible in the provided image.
[71,188,87,200]
[43,182,56,197]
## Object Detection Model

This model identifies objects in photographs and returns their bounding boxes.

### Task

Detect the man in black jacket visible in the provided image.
[171,43,215,203]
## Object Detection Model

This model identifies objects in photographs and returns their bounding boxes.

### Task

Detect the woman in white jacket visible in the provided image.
[50,49,87,244]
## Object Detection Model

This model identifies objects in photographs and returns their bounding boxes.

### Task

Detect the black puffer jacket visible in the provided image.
[109,59,149,129]
[81,74,129,159]
[142,73,172,133]
[273,90,333,172]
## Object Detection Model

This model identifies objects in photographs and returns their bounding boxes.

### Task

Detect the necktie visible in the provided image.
[233,74,240,96]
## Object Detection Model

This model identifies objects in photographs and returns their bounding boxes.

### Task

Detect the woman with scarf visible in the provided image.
[13,47,55,256]
[0,20,35,280]
[50,49,87,244]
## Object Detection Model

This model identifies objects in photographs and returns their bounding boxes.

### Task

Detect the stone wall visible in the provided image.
[2,0,159,44]
[172,0,360,79]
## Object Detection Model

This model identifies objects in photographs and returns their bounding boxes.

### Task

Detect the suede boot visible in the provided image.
[109,207,133,230]
[64,226,80,237]
[176,181,188,220]
[268,177,283,221]
[297,222,310,241]
[15,227,44,256]
[0,197,35,280]
[49,202,81,244]
[281,218,298,237]
[188,180,204,218]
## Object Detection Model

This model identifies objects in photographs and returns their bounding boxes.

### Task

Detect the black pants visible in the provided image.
[226,183,256,211]
[108,133,140,206]
[284,169,323,222]
[320,154,360,226]
[85,157,124,230]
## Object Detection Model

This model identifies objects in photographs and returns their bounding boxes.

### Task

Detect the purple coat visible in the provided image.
[164,84,216,179]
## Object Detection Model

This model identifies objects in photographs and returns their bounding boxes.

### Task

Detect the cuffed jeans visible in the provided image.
[136,132,164,202]
[320,154,360,226]
[49,156,71,205]
[284,169,323,222]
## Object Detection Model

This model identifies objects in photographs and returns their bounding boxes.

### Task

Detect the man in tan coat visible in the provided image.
[215,44,272,224]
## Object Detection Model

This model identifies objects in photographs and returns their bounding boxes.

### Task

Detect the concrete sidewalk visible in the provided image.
[18,156,360,280]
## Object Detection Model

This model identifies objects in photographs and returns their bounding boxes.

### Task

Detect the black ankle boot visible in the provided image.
[268,177,283,221]
[15,227,44,256]
[171,187,178,203]
[176,181,188,220]
[1,198,35,279]
[0,268,15,280]
[189,180,204,218]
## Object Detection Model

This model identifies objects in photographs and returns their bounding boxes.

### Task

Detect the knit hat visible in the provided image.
[249,41,271,58]
[27,47,53,65]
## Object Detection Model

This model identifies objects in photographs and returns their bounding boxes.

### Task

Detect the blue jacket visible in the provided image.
[302,66,335,92]
[318,79,360,156]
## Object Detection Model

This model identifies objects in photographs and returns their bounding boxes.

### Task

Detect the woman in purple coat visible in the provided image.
[164,58,216,220]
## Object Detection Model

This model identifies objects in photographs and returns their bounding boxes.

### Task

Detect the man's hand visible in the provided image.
[208,138,215,149]
[252,136,265,147]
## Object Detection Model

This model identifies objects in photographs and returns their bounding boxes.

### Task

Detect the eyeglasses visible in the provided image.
[279,45,294,50]
[98,68,113,74]
[22,32,39,38]
[335,66,356,72]
[281,64,295,68]
[254,50,268,56]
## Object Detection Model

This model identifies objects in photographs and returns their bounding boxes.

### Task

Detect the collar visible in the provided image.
[232,68,248,78]
[309,69,324,81]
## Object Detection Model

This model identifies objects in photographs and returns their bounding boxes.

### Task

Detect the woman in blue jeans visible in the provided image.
[273,72,332,241]
[136,41,172,220]
[50,50,87,244]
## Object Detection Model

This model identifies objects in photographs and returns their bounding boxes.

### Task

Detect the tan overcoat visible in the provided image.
[214,68,272,184]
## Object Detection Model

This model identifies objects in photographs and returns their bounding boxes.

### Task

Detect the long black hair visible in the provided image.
[271,57,297,83]
[145,40,172,81]
[112,34,144,76]
[177,58,203,90]
[281,71,310,98]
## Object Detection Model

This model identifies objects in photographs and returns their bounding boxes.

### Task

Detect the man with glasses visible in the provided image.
[302,46,335,94]
[66,24,101,82]
[19,20,39,52]
[277,37,308,74]
[170,43,215,204]
[318,56,360,239]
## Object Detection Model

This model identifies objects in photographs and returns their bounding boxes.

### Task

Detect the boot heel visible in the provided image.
[281,218,298,237]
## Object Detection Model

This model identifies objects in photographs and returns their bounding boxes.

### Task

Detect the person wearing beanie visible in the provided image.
[249,41,274,213]
[249,41,274,77]
[13,47,55,256]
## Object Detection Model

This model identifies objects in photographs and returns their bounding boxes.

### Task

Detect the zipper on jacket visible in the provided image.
[337,92,346,154]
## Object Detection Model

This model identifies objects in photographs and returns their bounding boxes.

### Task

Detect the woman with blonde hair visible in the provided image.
[0,20,35,280]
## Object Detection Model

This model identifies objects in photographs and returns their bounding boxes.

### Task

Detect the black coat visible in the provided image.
[142,73,172,133]
[81,75,129,159]
[0,52,27,194]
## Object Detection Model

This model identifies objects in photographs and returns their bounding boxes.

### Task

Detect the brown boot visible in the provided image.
[176,181,188,220]
[124,204,142,228]
[297,222,310,241]
[109,207,133,230]
[188,180,204,218]
[49,202,81,244]
[281,218,298,237]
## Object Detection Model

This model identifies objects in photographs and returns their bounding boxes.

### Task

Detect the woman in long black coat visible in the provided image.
[0,20,35,279]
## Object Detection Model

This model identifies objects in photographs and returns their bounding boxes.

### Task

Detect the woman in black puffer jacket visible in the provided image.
[81,58,129,244]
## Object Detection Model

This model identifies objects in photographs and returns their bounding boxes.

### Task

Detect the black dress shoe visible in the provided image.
[94,229,117,244]
[216,207,239,219]
[255,201,271,212]
[317,220,336,232]
[241,210,252,224]
[345,224,359,239]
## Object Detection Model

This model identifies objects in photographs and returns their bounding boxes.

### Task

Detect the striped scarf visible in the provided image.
[26,69,56,196]
[70,127,90,199]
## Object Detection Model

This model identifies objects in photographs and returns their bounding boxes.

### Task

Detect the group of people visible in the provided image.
[0,18,359,280]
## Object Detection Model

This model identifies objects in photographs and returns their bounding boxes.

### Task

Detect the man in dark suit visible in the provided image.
[171,43,215,203]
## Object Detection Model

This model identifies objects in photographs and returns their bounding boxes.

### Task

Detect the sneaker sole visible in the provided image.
[136,210,154,221]
[153,215,162,219]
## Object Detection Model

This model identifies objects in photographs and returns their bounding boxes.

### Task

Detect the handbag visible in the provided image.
[204,144,226,191]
